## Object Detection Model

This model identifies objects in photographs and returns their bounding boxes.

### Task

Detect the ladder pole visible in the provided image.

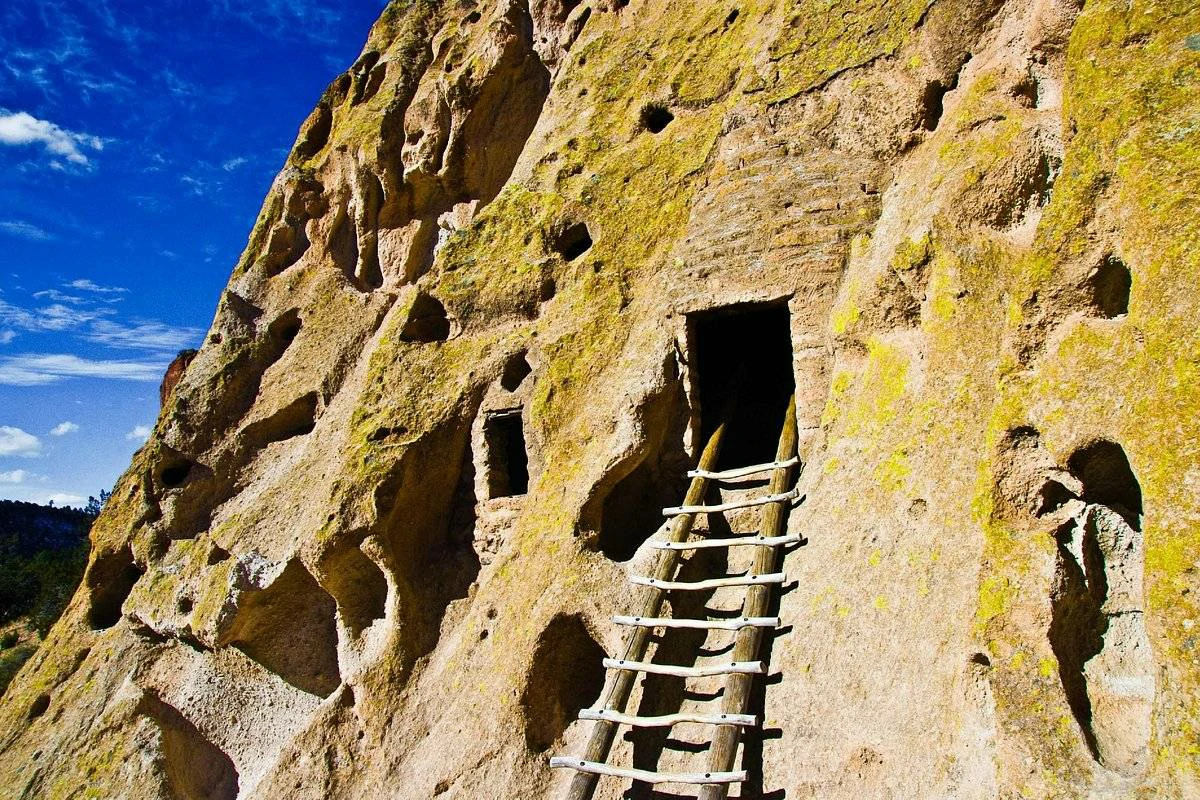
[565,417,729,800]
[699,395,799,800]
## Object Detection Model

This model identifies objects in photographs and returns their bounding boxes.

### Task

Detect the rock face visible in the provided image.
[1,1,1197,797]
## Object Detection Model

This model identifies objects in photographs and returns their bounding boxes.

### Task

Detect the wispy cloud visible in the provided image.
[46,492,85,506]
[87,319,202,352]
[221,156,248,171]
[0,425,42,456]
[0,331,14,345]
[0,109,105,168]
[213,0,344,41]
[0,220,52,240]
[0,469,30,484]
[68,278,127,294]
[32,289,86,304]
[0,353,166,385]
[0,298,113,333]
[50,421,79,436]
[125,424,152,442]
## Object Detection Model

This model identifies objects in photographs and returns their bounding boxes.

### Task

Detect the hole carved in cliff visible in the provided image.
[640,103,674,134]
[485,411,530,498]
[399,292,451,343]
[1049,439,1152,776]
[140,692,239,800]
[501,350,533,392]
[521,613,606,751]
[239,392,319,453]
[321,544,388,638]
[690,301,795,471]
[221,558,341,697]
[86,545,143,630]
[552,221,593,262]
[1086,256,1131,319]
[581,361,689,561]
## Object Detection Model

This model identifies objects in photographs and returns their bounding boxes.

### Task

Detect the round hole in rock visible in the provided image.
[521,614,606,751]
[1087,256,1131,318]
[399,293,451,343]
[639,103,674,134]
[501,351,533,392]
[86,546,144,630]
[28,694,50,720]
[552,222,593,262]
[159,458,193,489]
[177,597,194,614]
[1067,439,1142,528]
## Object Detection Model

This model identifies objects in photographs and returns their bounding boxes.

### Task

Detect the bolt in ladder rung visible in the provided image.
[649,534,801,551]
[602,658,765,678]
[630,572,785,591]
[549,758,746,785]
[579,708,758,728]
[663,488,800,516]
[613,615,780,631]
[687,457,799,481]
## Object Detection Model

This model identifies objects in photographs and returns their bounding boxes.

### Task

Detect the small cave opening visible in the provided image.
[639,103,675,134]
[240,392,319,453]
[399,292,451,343]
[485,411,530,498]
[264,309,302,365]
[86,545,144,630]
[552,222,593,262]
[222,558,341,697]
[521,614,607,752]
[1087,256,1131,319]
[28,693,50,721]
[321,545,388,638]
[921,80,950,132]
[581,369,689,561]
[689,301,795,470]
[500,351,533,392]
[1067,440,1142,529]
[140,693,240,800]
[159,459,193,489]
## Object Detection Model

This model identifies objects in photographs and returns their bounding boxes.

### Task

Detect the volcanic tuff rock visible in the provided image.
[1,0,1198,797]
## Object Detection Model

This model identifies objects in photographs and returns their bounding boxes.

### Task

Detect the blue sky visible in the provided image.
[0,0,386,507]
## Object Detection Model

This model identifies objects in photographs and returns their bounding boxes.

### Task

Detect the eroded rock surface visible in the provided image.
[2,1,1198,798]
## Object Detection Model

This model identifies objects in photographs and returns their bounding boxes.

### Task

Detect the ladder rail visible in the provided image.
[564,417,729,800]
[699,394,799,800]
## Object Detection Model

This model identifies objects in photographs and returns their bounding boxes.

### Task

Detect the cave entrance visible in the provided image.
[485,411,529,498]
[689,301,794,470]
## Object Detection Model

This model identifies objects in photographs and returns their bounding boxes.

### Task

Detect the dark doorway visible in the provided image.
[689,302,794,470]
[485,411,530,498]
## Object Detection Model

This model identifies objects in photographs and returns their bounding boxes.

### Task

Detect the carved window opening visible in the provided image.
[485,411,529,498]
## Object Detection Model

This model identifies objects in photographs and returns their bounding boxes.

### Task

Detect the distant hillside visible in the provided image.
[0,501,92,693]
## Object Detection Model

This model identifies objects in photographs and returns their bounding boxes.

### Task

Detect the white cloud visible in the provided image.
[32,289,85,304]
[46,492,84,507]
[87,319,202,352]
[221,156,248,171]
[50,421,79,436]
[0,353,165,385]
[0,425,41,456]
[0,220,51,240]
[67,278,127,294]
[126,424,152,442]
[0,298,113,333]
[0,469,29,484]
[0,110,104,167]
[0,330,14,345]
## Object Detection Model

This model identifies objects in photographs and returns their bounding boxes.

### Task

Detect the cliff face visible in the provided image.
[1,1,1197,797]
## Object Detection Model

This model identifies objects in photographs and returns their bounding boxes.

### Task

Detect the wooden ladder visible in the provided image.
[551,395,800,799]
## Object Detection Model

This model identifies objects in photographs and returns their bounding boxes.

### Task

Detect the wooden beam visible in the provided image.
[630,572,785,591]
[699,395,799,800]
[578,709,757,728]
[612,615,779,631]
[687,457,799,481]
[648,534,800,551]
[551,759,745,785]
[663,488,799,516]
[602,658,765,678]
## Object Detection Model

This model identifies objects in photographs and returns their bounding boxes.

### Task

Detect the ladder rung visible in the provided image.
[613,615,780,630]
[631,572,786,591]
[549,757,746,785]
[649,534,800,551]
[688,457,799,481]
[602,658,765,677]
[579,708,757,727]
[663,488,800,516]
